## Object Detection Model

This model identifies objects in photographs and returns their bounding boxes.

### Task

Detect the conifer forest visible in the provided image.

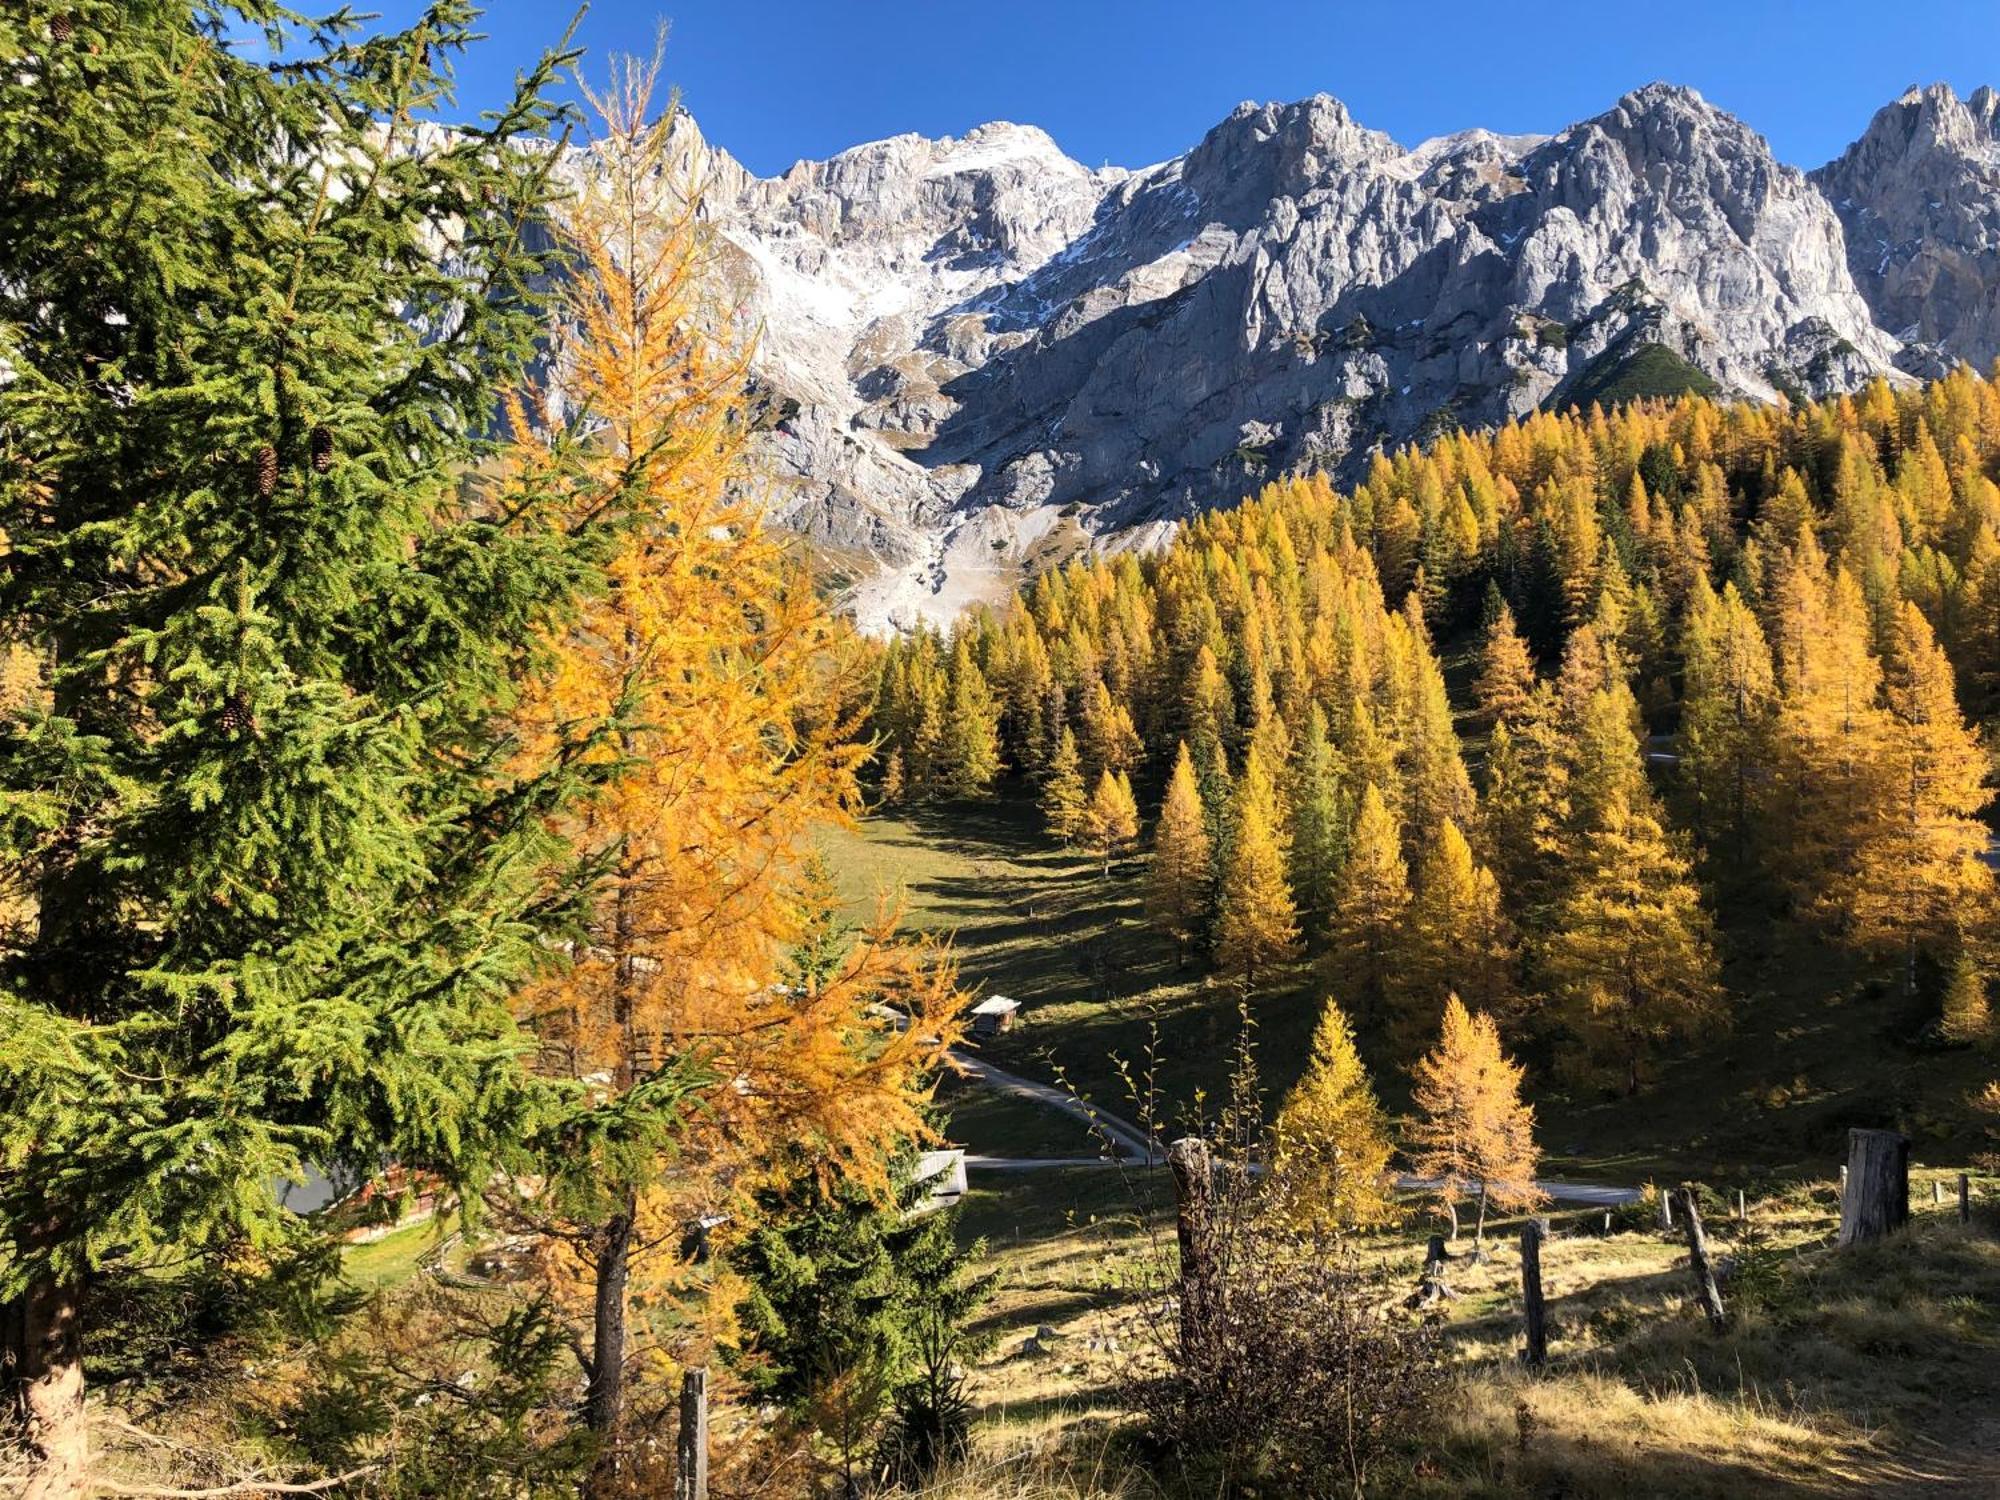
[3,5,1999,1498]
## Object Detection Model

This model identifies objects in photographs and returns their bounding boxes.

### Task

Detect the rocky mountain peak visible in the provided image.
[1813,82,2000,371]
[589,84,2000,632]
[1179,94,1401,213]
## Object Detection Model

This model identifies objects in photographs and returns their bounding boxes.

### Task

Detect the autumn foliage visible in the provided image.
[502,54,962,1452]
[872,369,2000,1087]
[1406,997,1544,1239]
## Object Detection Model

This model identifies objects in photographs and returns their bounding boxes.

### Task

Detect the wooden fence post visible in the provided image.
[1961,1172,1973,1226]
[1657,1189,1674,1232]
[675,1367,708,1500]
[1167,1137,1217,1358]
[1933,1179,1944,1207]
[1838,1129,1909,1248]
[1736,1189,1746,1223]
[1675,1187,1727,1331]
[1520,1217,1549,1369]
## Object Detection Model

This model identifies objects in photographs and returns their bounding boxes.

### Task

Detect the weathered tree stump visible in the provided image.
[1167,1137,1218,1356]
[676,1367,708,1500]
[1424,1233,1450,1276]
[1675,1187,1727,1331]
[1837,1129,1909,1248]
[1520,1217,1549,1369]
[1409,1232,1459,1311]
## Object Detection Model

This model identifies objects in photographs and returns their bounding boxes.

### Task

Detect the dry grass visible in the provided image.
[942,1168,2000,1497]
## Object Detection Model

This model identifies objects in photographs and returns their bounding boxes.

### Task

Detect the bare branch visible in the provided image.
[91,1465,377,1498]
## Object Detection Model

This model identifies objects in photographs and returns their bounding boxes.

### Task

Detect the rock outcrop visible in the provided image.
[1814,83,2000,378]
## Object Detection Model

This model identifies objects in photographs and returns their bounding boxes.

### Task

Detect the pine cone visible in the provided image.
[220,693,254,735]
[255,444,278,498]
[50,13,73,44]
[310,425,333,474]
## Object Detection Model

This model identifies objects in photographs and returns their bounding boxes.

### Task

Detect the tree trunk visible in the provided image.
[16,1271,86,1500]
[1166,1137,1217,1363]
[1519,1217,1548,1369]
[586,1196,638,1458]
[586,839,643,1472]
[1960,1172,1972,1226]
[1444,1197,1459,1242]
[1837,1128,1909,1248]
[1474,1182,1489,1251]
[1675,1187,1727,1331]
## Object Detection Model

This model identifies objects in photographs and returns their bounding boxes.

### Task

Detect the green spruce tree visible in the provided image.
[0,9,607,1488]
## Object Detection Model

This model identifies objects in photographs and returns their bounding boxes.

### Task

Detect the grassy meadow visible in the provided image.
[819,790,1996,1182]
[815,788,2000,1495]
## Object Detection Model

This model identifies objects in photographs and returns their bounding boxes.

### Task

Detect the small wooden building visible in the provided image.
[969,994,1021,1038]
[910,1149,968,1216]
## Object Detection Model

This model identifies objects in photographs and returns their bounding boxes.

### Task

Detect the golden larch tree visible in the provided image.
[1323,783,1411,1026]
[1541,689,1720,1093]
[1214,747,1300,990]
[1473,599,1537,728]
[1084,767,1140,875]
[1406,995,1543,1246]
[1147,742,1214,963]
[1271,999,1397,1230]
[1938,953,1993,1045]
[1405,819,1514,1027]
[941,636,1003,797]
[503,56,961,1457]
[1678,577,1778,873]
[1039,726,1087,846]
[1843,600,1994,994]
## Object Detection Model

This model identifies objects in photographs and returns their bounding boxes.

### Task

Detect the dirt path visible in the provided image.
[950,1047,1155,1163]
[953,1048,1643,1203]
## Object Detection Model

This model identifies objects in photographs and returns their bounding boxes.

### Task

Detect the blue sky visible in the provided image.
[372,1,2000,173]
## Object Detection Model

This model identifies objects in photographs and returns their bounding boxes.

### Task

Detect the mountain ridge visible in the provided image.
[647,82,2000,631]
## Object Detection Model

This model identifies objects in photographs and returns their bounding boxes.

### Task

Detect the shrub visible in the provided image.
[1124,1032,1445,1493]
[1134,1218,1445,1493]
